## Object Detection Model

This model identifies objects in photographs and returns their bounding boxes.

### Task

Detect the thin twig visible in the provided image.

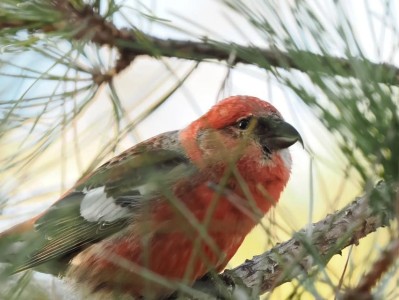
[340,239,399,300]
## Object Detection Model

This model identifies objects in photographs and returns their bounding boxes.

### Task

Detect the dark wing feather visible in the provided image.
[12,132,195,274]
[12,192,128,274]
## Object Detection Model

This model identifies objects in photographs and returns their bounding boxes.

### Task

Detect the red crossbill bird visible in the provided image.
[0,95,302,298]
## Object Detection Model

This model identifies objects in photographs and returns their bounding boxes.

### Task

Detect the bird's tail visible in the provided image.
[0,219,36,271]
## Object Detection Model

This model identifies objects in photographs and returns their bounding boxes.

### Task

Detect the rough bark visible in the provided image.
[187,184,394,299]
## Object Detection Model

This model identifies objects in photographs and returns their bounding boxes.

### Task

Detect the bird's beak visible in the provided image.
[259,118,303,151]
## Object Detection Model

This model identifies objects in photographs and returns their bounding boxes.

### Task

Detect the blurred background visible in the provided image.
[0,0,398,299]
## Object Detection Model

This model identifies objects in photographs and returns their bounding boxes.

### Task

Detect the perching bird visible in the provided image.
[0,95,302,299]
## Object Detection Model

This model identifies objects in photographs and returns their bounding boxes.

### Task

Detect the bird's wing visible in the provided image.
[12,131,196,273]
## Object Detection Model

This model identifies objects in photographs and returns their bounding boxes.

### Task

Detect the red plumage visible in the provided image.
[0,96,302,298]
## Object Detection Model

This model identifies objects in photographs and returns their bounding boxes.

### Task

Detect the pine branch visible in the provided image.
[341,238,399,300]
[187,184,394,298]
[2,1,399,85]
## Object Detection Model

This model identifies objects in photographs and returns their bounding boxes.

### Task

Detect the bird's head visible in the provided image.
[180,95,303,168]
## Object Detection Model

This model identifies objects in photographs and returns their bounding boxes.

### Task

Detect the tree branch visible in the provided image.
[2,1,399,85]
[187,184,394,298]
[341,238,399,300]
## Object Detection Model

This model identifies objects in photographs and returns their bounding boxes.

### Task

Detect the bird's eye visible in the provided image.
[236,117,251,130]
